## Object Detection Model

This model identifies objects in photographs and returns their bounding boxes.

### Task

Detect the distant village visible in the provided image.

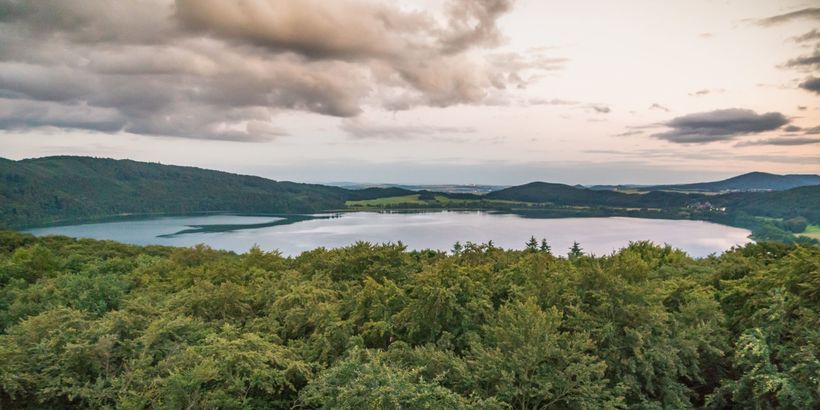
[688,201,727,212]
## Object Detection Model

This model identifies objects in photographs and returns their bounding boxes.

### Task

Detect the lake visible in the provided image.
[25,212,752,257]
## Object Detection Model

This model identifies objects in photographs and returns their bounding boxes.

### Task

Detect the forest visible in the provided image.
[0,230,817,409]
[0,157,410,228]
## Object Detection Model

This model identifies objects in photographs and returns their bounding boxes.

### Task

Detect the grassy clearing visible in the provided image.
[346,194,424,206]
[798,224,820,240]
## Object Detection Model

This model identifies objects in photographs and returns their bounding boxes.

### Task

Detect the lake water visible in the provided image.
[25,212,752,257]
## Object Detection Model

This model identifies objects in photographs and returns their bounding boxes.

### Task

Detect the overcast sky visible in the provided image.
[1,0,818,184]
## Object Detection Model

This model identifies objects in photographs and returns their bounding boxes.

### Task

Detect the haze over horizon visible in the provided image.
[1,0,819,185]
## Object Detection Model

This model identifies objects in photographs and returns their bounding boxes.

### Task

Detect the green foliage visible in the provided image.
[468,298,620,409]
[568,241,584,258]
[0,231,818,408]
[300,348,475,409]
[782,216,809,234]
[0,156,407,228]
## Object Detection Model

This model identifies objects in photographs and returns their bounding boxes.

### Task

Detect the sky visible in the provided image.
[0,0,818,185]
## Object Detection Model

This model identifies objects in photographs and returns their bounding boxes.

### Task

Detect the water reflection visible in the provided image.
[26,211,752,257]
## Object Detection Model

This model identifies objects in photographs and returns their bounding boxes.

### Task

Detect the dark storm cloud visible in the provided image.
[799,77,820,94]
[0,0,556,141]
[755,8,820,26]
[652,109,789,144]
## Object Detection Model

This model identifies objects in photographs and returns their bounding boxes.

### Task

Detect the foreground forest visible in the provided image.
[0,231,817,409]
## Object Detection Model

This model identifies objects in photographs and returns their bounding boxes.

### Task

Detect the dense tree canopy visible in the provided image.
[0,231,817,409]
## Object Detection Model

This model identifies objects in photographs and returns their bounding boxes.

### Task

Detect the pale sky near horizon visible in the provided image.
[1,0,818,185]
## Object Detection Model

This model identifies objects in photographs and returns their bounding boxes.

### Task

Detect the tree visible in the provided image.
[782,216,808,233]
[451,241,463,255]
[540,238,552,253]
[468,299,621,408]
[568,241,584,258]
[525,236,539,252]
[0,230,817,409]
[299,349,473,409]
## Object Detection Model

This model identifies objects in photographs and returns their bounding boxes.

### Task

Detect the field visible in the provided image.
[346,194,427,206]
[798,224,820,240]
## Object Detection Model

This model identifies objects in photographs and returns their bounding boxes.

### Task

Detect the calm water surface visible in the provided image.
[26,212,752,257]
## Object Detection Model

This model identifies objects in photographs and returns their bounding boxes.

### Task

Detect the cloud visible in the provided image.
[652,108,789,143]
[0,0,558,141]
[783,125,802,132]
[737,137,820,146]
[689,88,724,96]
[527,98,578,106]
[799,77,820,94]
[615,130,644,137]
[588,104,611,114]
[792,29,820,43]
[785,50,820,68]
[341,119,476,140]
[754,8,820,26]
[649,103,670,112]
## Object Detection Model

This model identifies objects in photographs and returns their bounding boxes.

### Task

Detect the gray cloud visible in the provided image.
[792,29,820,43]
[689,88,724,96]
[799,77,820,94]
[0,0,557,141]
[755,8,820,26]
[527,98,578,106]
[341,119,476,140]
[588,104,611,114]
[737,137,820,146]
[652,108,789,143]
[649,103,670,112]
[785,50,820,68]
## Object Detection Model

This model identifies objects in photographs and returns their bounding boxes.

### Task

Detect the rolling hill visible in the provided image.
[590,172,820,193]
[0,156,410,228]
[485,181,699,208]
[2,157,817,240]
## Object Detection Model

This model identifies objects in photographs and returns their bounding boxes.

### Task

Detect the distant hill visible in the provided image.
[0,156,409,228]
[591,172,820,193]
[485,181,696,208]
[486,180,820,226]
[2,157,817,235]
[327,182,506,194]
